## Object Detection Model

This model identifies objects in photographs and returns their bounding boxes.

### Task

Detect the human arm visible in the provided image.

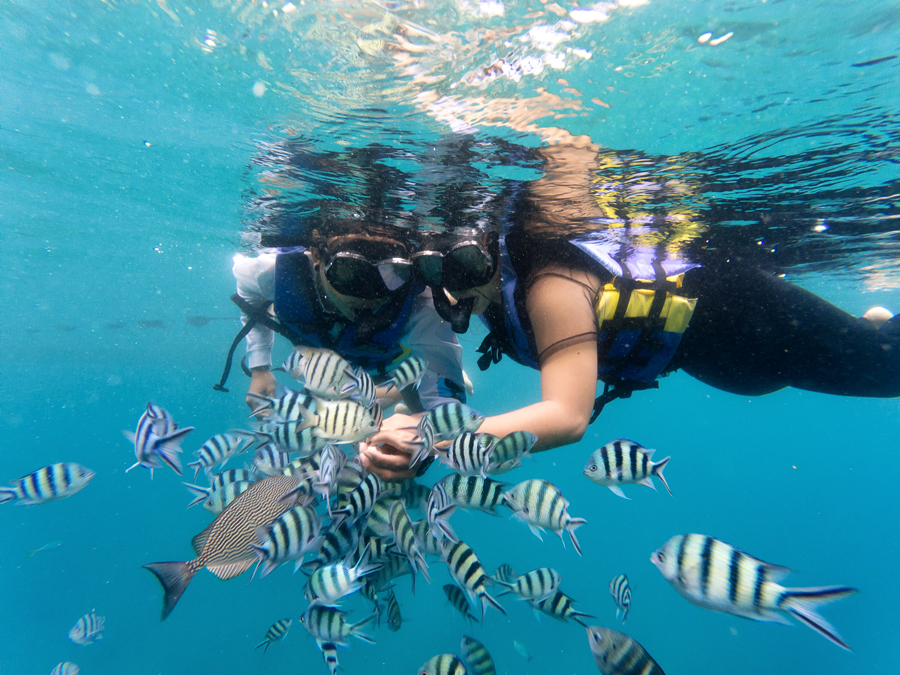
[232,252,278,409]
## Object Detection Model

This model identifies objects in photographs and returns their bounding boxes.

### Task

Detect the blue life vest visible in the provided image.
[477,237,699,391]
[273,247,421,373]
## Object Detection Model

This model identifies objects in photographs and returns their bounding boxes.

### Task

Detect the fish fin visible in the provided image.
[481,590,506,618]
[123,430,136,443]
[351,613,377,644]
[638,477,657,491]
[651,456,673,495]
[191,523,215,556]
[207,559,254,580]
[567,517,586,556]
[182,482,210,508]
[608,485,630,499]
[143,561,197,621]
[571,610,595,627]
[760,561,794,583]
[186,461,203,482]
[780,586,857,651]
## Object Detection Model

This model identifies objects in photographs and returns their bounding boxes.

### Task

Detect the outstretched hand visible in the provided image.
[358,412,423,482]
[246,367,277,414]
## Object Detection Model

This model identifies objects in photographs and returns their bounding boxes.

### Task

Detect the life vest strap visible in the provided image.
[590,379,659,424]
[476,331,506,371]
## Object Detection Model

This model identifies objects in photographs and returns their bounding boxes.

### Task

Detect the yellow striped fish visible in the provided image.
[503,479,587,556]
[143,474,302,620]
[417,654,469,675]
[441,540,505,621]
[586,626,665,675]
[461,635,496,675]
[255,618,291,652]
[0,463,95,505]
[651,533,856,650]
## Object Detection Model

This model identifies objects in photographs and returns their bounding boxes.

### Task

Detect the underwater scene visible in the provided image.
[2,1,900,674]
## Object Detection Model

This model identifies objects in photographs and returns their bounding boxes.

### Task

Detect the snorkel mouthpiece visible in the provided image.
[433,290,476,333]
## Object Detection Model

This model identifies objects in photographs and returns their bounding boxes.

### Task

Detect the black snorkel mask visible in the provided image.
[432,290,477,333]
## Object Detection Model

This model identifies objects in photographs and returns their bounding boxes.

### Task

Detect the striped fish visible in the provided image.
[439,475,507,515]
[413,520,444,559]
[586,626,665,675]
[360,534,397,562]
[410,415,436,467]
[247,389,317,422]
[50,663,79,675]
[443,584,476,624]
[316,640,339,675]
[417,654,469,675]
[609,574,632,622]
[403,482,431,513]
[441,540,506,620]
[209,469,256,493]
[386,587,403,632]
[427,482,458,543]
[291,348,357,399]
[583,439,672,499]
[336,463,365,495]
[497,567,560,602]
[312,444,347,514]
[332,473,382,526]
[143,474,303,620]
[350,366,378,407]
[440,432,495,477]
[367,553,412,592]
[255,618,291,652]
[529,588,593,626]
[68,613,104,645]
[461,635,496,675]
[247,420,330,456]
[306,547,381,606]
[292,398,380,445]
[503,479,587,556]
[311,520,360,568]
[486,430,537,475]
[184,480,254,513]
[365,500,395,538]
[389,500,430,588]
[423,402,485,443]
[492,564,517,585]
[253,444,291,476]
[361,578,385,625]
[651,533,857,650]
[0,463,95,505]
[299,606,376,646]
[123,402,193,476]
[251,505,323,578]
[385,356,427,392]
[187,434,244,480]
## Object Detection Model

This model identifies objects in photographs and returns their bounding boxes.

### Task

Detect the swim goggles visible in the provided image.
[321,238,414,300]
[413,232,498,293]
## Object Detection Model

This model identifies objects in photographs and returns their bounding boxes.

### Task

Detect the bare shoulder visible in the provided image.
[526,265,602,307]
[525,265,599,342]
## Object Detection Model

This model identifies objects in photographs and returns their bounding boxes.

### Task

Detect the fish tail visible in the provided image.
[255,640,270,652]
[652,456,673,495]
[0,488,16,504]
[187,461,202,482]
[143,561,197,621]
[480,590,506,620]
[779,586,857,651]
[182,482,209,508]
[571,609,595,627]
[567,517,587,556]
[351,613,377,644]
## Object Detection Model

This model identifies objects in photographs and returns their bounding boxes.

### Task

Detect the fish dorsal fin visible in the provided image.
[207,558,254,580]
[192,522,215,556]
[760,560,793,583]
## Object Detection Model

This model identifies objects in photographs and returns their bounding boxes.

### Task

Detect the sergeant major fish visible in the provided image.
[68,612,104,645]
[186,434,244,480]
[503,479,587,556]
[421,402,485,443]
[143,474,303,620]
[299,606,375,646]
[487,430,537,475]
[442,539,506,621]
[439,432,495,478]
[256,618,291,652]
[50,663,79,675]
[496,567,560,602]
[443,584,476,624]
[317,640,340,675]
[651,533,857,650]
[251,505,323,578]
[609,573,631,622]
[0,463,95,505]
[386,588,403,632]
[583,439,672,499]
[529,588,594,626]
[123,403,194,476]
[418,654,469,675]
[461,635,496,675]
[385,356,427,392]
[586,626,665,675]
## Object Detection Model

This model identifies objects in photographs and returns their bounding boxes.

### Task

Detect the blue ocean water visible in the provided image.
[2,1,899,674]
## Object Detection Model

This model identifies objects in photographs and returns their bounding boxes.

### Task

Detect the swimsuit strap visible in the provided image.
[527,271,601,364]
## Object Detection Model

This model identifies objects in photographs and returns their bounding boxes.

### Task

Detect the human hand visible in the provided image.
[358,413,422,482]
[246,367,277,414]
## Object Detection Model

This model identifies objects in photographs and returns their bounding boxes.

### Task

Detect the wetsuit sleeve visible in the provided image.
[233,252,277,369]
[402,288,466,408]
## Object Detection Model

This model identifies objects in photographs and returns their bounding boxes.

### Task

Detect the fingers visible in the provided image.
[358,442,417,482]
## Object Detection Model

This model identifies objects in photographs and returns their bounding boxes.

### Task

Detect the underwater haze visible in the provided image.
[2,1,899,674]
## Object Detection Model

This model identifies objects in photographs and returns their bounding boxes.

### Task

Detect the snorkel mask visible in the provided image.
[320,235,413,301]
[414,231,499,333]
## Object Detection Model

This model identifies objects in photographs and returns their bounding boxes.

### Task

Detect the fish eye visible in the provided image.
[590,464,597,472]
[657,552,665,563]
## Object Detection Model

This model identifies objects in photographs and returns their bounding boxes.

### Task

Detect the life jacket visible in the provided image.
[273,247,419,373]
[476,237,698,422]
[214,247,418,393]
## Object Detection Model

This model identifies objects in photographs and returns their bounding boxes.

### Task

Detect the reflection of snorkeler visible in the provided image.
[359,148,900,480]
[225,218,467,418]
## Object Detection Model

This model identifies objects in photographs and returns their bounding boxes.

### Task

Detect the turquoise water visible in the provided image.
[2,1,899,674]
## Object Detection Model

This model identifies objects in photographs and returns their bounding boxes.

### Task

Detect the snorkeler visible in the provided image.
[359,213,900,480]
[223,217,467,414]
